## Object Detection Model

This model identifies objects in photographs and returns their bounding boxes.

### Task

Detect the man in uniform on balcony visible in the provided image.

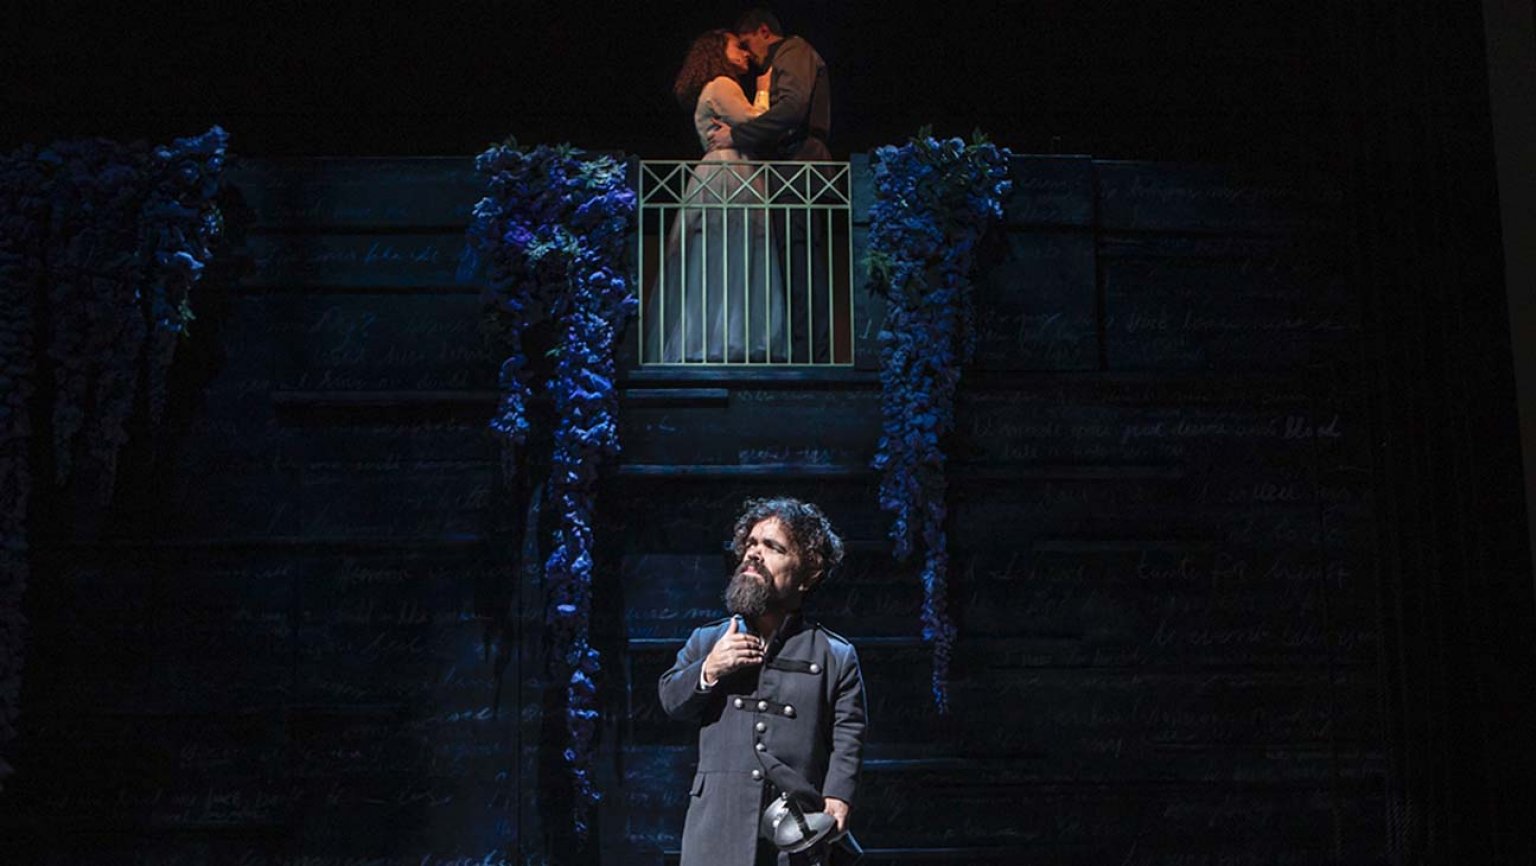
[708,8,834,363]
[708,8,831,162]
[659,497,866,865]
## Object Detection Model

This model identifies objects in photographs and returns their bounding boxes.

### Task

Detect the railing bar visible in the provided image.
[700,169,708,363]
[741,204,750,365]
[826,197,834,365]
[705,163,720,205]
[804,192,812,365]
[815,165,847,203]
[784,204,793,364]
[661,164,683,202]
[731,165,758,205]
[680,197,688,362]
[762,201,771,365]
[764,200,772,365]
[658,206,668,363]
[757,198,766,364]
[639,184,648,364]
[845,208,855,366]
[720,169,729,364]
[749,164,771,206]
[752,201,758,363]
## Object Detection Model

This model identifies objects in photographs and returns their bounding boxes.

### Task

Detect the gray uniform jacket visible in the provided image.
[731,36,832,161]
[659,613,867,866]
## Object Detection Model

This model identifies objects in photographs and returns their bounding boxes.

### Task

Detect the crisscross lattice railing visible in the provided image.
[637,160,853,366]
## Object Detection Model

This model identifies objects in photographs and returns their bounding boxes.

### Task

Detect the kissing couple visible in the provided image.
[649,9,832,365]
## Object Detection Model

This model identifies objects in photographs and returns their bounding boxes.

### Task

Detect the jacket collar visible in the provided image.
[765,610,808,659]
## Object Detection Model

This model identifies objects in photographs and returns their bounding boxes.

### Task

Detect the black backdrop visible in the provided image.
[5,0,1534,864]
[11,0,1359,164]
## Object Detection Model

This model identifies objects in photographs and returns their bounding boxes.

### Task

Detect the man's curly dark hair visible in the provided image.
[731,496,844,588]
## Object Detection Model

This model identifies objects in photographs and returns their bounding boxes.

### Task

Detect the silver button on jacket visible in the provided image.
[656,614,868,866]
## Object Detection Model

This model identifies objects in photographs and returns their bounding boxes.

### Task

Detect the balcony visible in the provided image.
[635,159,856,367]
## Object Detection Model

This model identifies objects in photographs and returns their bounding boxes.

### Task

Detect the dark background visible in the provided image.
[4,1,1535,864]
[10,0,1358,164]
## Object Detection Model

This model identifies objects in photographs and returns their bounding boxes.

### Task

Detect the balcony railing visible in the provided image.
[637,160,854,366]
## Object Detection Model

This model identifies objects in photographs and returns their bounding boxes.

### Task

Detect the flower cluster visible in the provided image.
[0,148,48,792]
[139,128,228,427]
[867,131,1010,713]
[33,128,228,500]
[0,128,226,790]
[39,136,152,494]
[467,141,636,836]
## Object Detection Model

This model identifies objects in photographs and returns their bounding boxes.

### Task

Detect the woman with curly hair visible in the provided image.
[648,30,787,364]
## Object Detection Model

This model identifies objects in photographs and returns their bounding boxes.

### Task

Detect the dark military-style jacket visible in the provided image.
[659,613,866,866]
[730,35,832,161]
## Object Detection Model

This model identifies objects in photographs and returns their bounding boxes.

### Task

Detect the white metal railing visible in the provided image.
[637,160,853,366]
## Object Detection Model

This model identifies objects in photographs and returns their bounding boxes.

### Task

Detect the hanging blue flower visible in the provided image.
[0,127,227,792]
[0,146,48,794]
[867,130,1010,713]
[138,127,228,428]
[467,139,636,837]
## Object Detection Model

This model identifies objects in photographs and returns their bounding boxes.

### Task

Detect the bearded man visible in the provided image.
[659,497,867,865]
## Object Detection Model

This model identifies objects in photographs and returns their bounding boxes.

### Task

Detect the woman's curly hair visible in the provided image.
[673,29,742,111]
[731,497,845,588]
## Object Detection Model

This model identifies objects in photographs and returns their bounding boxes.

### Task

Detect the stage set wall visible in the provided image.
[6,1,1536,863]
[0,152,1408,866]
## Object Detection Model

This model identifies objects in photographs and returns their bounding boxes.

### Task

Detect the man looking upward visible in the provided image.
[659,497,866,865]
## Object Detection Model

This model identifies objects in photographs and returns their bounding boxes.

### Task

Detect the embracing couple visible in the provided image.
[650,8,832,366]
[693,8,831,163]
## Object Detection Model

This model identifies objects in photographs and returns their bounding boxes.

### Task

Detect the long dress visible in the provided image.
[648,76,787,363]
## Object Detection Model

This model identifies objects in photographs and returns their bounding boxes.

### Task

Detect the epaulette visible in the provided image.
[814,623,856,649]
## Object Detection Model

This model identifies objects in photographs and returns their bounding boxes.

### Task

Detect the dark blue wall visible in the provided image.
[1,154,1396,865]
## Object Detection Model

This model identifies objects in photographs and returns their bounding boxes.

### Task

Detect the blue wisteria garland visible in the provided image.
[40,129,227,499]
[467,140,636,836]
[0,149,46,791]
[41,137,148,492]
[867,131,1010,713]
[140,130,228,428]
[0,127,226,791]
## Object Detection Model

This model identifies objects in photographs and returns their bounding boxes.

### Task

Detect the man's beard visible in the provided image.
[724,568,773,618]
